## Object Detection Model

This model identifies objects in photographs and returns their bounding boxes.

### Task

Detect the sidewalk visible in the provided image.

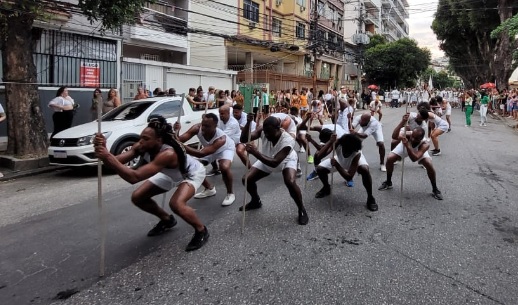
[0,136,64,181]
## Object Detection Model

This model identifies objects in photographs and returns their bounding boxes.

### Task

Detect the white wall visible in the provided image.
[188,0,238,70]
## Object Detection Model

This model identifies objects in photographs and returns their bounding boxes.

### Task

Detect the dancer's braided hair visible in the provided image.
[147,116,188,174]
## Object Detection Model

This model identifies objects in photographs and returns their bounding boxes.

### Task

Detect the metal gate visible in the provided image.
[122,62,145,104]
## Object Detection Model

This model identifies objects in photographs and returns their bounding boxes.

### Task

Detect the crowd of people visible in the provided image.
[90,83,466,252]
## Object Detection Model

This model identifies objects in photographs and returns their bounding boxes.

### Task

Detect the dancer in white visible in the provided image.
[351,113,387,171]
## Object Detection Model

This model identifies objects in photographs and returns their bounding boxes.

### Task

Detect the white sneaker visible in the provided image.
[426,138,431,142]
[194,187,216,199]
[222,193,235,206]
[0,172,3,178]
[299,147,306,153]
[380,164,387,172]
[483,123,487,126]
[394,161,399,165]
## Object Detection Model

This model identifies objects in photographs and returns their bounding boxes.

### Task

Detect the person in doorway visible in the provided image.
[93,116,209,251]
[240,115,309,225]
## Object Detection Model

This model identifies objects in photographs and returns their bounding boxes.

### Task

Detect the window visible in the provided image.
[296,22,306,39]
[244,0,259,23]
[296,0,306,7]
[337,14,343,29]
[328,7,335,21]
[148,100,183,119]
[272,18,282,37]
[317,1,325,16]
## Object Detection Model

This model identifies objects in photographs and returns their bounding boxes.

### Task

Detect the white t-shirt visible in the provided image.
[235,111,257,132]
[352,115,380,136]
[369,101,381,111]
[336,106,354,132]
[321,124,347,138]
[408,112,427,130]
[324,93,333,101]
[218,116,241,145]
[48,96,74,112]
[261,130,295,158]
[271,113,296,135]
[391,90,400,100]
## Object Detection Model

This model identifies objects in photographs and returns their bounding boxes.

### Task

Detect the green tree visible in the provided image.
[0,0,151,158]
[432,0,517,89]
[363,38,431,89]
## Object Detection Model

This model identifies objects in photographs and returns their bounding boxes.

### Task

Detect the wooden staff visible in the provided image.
[241,96,255,234]
[400,101,410,208]
[329,99,339,209]
[96,92,106,277]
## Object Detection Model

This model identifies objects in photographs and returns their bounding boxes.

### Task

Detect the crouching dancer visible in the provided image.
[240,114,309,225]
[314,133,378,211]
[378,126,443,200]
[94,116,209,251]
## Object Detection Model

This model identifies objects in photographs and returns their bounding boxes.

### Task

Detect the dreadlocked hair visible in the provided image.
[147,116,188,175]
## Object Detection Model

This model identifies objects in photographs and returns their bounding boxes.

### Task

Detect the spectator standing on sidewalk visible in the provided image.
[48,86,75,139]
[479,91,489,126]
[0,103,5,178]
[464,91,473,127]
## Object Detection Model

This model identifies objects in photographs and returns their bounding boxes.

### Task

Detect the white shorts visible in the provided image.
[360,126,384,143]
[445,105,452,116]
[148,165,206,191]
[200,148,235,164]
[391,143,431,163]
[319,154,368,172]
[300,106,308,111]
[436,121,449,132]
[252,150,298,174]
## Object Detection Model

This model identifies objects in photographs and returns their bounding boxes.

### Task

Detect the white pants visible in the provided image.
[480,104,487,124]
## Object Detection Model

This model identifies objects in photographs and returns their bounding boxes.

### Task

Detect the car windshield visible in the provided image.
[102,101,154,121]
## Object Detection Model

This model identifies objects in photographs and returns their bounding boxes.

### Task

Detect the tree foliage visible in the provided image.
[421,68,457,89]
[0,0,155,158]
[363,38,431,89]
[432,0,518,89]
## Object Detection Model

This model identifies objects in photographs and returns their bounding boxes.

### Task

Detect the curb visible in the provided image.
[0,166,66,182]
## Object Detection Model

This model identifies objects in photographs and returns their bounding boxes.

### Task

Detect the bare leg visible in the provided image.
[169,182,204,231]
[420,158,439,191]
[431,129,444,150]
[242,167,269,202]
[131,181,170,221]
[282,168,308,224]
[218,159,233,194]
[377,141,386,165]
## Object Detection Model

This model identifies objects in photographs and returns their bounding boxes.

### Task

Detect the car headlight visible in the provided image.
[77,132,112,146]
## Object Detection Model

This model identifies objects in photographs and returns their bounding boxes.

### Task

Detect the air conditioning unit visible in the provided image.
[248,22,256,29]
[300,6,306,12]
[276,0,282,6]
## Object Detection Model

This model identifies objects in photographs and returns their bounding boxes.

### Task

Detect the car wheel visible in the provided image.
[115,140,142,169]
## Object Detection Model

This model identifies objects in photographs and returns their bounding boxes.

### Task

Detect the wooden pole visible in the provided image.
[241,96,255,234]
[96,92,106,277]
[329,102,339,209]
[400,101,409,208]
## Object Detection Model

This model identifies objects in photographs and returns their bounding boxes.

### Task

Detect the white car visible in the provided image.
[48,96,217,168]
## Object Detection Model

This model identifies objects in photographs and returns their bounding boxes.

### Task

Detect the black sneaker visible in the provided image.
[432,149,441,156]
[432,189,443,200]
[147,215,177,236]
[206,169,221,177]
[298,210,309,225]
[296,168,302,178]
[239,200,262,211]
[366,196,378,211]
[378,181,393,191]
[315,187,331,198]
[185,226,209,252]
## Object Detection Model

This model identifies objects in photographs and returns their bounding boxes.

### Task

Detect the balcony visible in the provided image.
[365,12,380,27]
[364,0,381,10]
[128,7,188,49]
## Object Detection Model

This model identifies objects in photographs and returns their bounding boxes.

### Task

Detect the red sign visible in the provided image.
[80,62,100,87]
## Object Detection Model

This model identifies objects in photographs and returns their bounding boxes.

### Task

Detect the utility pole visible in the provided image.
[311,0,319,93]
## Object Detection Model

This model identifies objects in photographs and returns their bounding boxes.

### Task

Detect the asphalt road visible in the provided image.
[1,107,517,305]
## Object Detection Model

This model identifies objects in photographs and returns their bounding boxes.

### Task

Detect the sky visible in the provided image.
[407,0,444,59]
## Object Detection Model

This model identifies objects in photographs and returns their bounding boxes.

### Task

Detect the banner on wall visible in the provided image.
[80,62,100,87]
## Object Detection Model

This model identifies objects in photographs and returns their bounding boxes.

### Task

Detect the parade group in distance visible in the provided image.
[90,84,514,252]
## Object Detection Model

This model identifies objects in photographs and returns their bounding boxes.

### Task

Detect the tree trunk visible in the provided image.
[493,0,516,90]
[2,13,48,158]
